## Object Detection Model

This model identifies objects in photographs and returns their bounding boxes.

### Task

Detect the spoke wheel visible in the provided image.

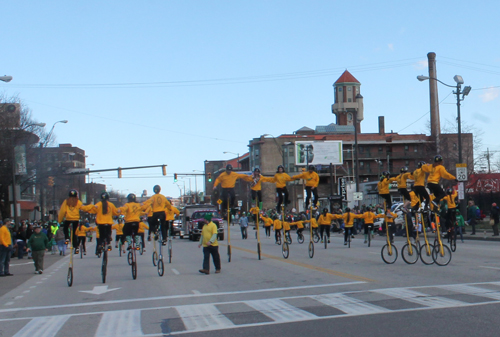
[401,243,419,264]
[432,244,452,266]
[67,267,73,287]
[324,235,327,249]
[101,251,107,283]
[282,241,289,259]
[132,261,137,279]
[308,241,314,258]
[152,251,158,266]
[257,242,261,260]
[287,234,292,244]
[139,243,144,255]
[127,251,133,265]
[419,243,435,265]
[298,234,304,244]
[450,236,457,252]
[158,257,164,276]
[277,235,282,246]
[381,244,398,264]
[168,240,173,264]
[313,233,320,243]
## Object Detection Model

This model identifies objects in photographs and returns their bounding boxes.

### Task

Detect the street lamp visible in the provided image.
[0,75,13,82]
[223,151,240,169]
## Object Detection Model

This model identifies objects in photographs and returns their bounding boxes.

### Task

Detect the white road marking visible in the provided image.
[176,304,234,331]
[373,288,467,308]
[14,296,23,300]
[36,282,42,284]
[4,302,14,306]
[95,310,143,336]
[172,268,180,275]
[441,284,500,301]
[192,290,201,294]
[29,286,36,289]
[79,286,121,295]
[246,299,317,322]
[480,266,500,270]
[9,262,33,266]
[12,315,70,337]
[313,293,389,315]
[23,290,30,294]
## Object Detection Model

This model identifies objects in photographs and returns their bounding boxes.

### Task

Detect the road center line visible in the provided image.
[480,266,500,270]
[172,269,180,275]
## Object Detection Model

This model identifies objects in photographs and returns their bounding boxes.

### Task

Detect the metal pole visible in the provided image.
[456,85,463,163]
[354,110,360,194]
[12,147,18,227]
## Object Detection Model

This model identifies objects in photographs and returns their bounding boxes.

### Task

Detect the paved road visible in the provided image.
[1,225,499,337]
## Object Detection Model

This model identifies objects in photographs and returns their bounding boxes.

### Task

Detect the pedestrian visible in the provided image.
[16,222,27,259]
[54,225,66,256]
[26,224,50,274]
[239,212,248,239]
[490,203,499,236]
[456,210,465,243]
[198,213,221,275]
[0,219,14,276]
[467,200,479,235]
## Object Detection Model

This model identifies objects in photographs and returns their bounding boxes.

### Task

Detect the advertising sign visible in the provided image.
[338,177,347,201]
[295,141,343,166]
[14,145,27,175]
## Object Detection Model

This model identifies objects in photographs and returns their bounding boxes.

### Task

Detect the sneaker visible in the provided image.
[74,249,79,254]
[39,270,43,274]
[148,237,152,242]
[364,240,367,243]
[84,251,87,255]
[115,244,118,248]
[143,249,146,252]
[321,240,324,243]
[107,245,112,251]
[215,269,221,274]
[351,235,355,239]
[60,251,62,256]
[328,240,331,243]
[198,269,209,275]
[34,271,39,274]
[344,242,347,245]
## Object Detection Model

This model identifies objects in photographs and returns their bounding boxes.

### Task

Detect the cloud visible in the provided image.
[388,43,394,51]
[479,87,500,102]
[413,60,428,70]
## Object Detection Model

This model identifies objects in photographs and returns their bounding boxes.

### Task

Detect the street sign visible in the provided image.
[338,178,347,201]
[237,200,243,207]
[353,192,363,201]
[457,182,465,200]
[456,163,467,181]
[217,199,222,204]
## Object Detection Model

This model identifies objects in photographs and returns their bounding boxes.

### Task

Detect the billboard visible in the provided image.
[294,141,343,166]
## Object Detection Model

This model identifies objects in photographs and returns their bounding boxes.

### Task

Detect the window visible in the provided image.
[414,145,418,152]
[347,87,351,91]
[405,160,410,166]
[360,161,364,168]
[404,145,409,152]
[348,98,352,102]
[453,143,457,149]
[338,87,342,91]
[359,146,364,153]
[378,146,383,152]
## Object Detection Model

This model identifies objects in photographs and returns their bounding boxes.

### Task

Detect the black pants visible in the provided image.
[276,187,289,212]
[427,183,445,203]
[398,188,411,202]
[251,190,262,203]
[305,186,319,210]
[470,217,476,234]
[150,211,167,240]
[221,188,236,212]
[202,246,221,271]
[97,224,112,247]
[63,221,79,245]
[379,194,392,209]
[446,209,456,232]
[123,222,139,237]
[240,226,247,239]
[265,226,271,237]
[344,227,353,242]
[76,237,86,252]
[414,186,430,207]
[364,223,373,235]
[275,229,281,242]
[319,225,330,239]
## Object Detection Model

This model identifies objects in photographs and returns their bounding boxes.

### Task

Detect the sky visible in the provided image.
[2,0,500,199]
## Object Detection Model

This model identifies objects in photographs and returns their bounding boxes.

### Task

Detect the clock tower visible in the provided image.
[331,70,363,133]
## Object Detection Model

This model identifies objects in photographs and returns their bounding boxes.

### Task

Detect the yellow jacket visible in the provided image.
[0,226,12,247]
[273,219,283,230]
[112,223,124,235]
[213,172,248,189]
[304,218,318,228]
[75,225,91,237]
[272,173,293,188]
[395,172,413,189]
[260,215,273,227]
[58,199,84,222]
[443,191,458,209]
[422,164,456,184]
[81,201,119,225]
[412,168,426,187]
[283,221,291,231]
[242,174,274,191]
[142,194,172,213]
[333,212,361,227]
[165,206,180,221]
[138,222,149,234]
[377,178,391,194]
[118,202,145,223]
[359,211,384,224]
[384,211,398,223]
[292,221,305,229]
[318,213,335,225]
[410,191,420,207]
[292,171,320,187]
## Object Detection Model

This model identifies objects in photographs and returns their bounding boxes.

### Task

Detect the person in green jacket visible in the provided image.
[27,224,50,274]
[456,209,465,243]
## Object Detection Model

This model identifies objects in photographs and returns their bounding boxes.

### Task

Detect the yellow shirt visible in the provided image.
[396,172,413,189]
[283,221,291,231]
[273,219,283,230]
[138,222,149,234]
[213,172,248,189]
[200,222,218,247]
[75,225,90,237]
[81,201,119,225]
[318,213,335,225]
[412,168,426,187]
[293,221,305,229]
[260,215,273,227]
[410,191,420,207]
[443,191,458,209]
[422,164,456,184]
[58,199,84,222]
[272,173,293,188]
[112,223,124,235]
[165,206,180,221]
[292,171,320,187]
[359,211,383,224]
[0,225,12,247]
[304,218,318,228]
[377,178,391,194]
[118,202,145,223]
[333,212,360,228]
[384,211,398,223]
[242,174,275,191]
[142,194,172,213]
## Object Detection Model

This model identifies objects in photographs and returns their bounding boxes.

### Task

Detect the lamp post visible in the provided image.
[417,75,471,217]
[0,75,13,82]
[223,151,240,169]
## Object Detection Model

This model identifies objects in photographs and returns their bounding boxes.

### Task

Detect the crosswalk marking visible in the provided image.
[313,293,390,315]
[13,315,70,337]
[245,299,317,322]
[176,304,234,331]
[442,284,500,301]
[95,310,143,336]
[373,288,467,308]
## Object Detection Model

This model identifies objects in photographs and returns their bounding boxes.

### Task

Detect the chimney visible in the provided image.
[378,116,385,135]
[427,52,441,152]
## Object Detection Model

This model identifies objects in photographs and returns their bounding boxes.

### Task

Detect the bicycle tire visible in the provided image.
[67,267,73,287]
[158,257,164,276]
[348,231,351,248]
[132,261,137,280]
[401,243,419,264]
[432,244,452,266]
[227,245,231,263]
[324,235,327,249]
[451,232,457,252]
[368,234,371,247]
[277,234,282,246]
[282,241,289,259]
[419,243,435,265]
[119,242,122,257]
[287,233,292,244]
[257,242,261,260]
[168,247,172,264]
[140,242,144,255]
[297,233,304,244]
[102,251,107,283]
[152,251,158,266]
[381,244,398,264]
[80,244,83,259]
[313,232,320,243]
[128,251,133,266]
[308,241,314,258]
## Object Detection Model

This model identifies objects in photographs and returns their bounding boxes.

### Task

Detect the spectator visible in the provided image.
[467,200,479,235]
[239,213,249,239]
[198,213,221,274]
[16,223,27,259]
[0,219,14,276]
[54,225,66,256]
[490,203,499,236]
[27,224,50,274]
[456,210,465,243]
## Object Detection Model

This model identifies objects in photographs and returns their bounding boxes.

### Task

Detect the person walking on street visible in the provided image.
[26,224,50,274]
[0,219,14,276]
[490,203,499,236]
[456,210,465,243]
[467,200,479,235]
[54,225,66,256]
[239,213,249,239]
[198,213,221,274]
[16,222,27,259]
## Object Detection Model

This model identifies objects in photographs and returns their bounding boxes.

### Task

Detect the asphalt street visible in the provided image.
[1,224,499,337]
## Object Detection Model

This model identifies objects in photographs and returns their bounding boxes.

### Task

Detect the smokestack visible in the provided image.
[378,116,385,135]
[427,52,440,152]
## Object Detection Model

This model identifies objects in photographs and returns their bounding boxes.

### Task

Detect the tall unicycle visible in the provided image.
[308,204,314,258]
[256,197,262,260]
[157,227,164,276]
[226,199,232,263]
[101,242,108,283]
[281,205,289,259]
[381,203,398,264]
[401,214,418,264]
[67,228,74,287]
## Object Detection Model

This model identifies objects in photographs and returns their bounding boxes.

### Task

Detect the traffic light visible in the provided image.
[174,173,178,182]
[162,165,167,176]
[118,167,122,178]
[48,176,54,187]
[208,173,212,182]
